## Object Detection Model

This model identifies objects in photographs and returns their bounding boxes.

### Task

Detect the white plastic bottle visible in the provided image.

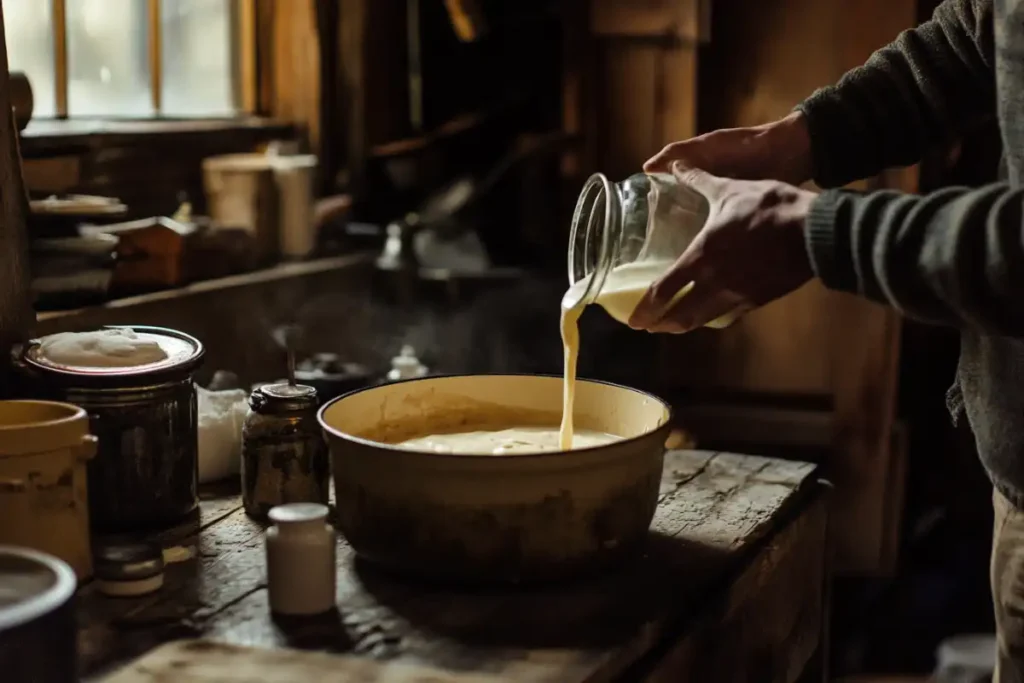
[265,503,336,615]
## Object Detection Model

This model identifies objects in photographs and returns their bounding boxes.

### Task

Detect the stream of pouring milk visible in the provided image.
[558,261,677,450]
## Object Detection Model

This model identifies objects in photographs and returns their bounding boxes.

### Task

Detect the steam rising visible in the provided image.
[250,273,661,387]
[271,324,303,352]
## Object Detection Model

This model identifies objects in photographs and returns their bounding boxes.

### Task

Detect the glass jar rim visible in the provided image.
[566,173,620,309]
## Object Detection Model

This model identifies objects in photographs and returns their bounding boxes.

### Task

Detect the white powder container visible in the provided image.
[265,503,336,615]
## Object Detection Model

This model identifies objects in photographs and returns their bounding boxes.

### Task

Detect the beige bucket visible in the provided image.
[0,400,97,579]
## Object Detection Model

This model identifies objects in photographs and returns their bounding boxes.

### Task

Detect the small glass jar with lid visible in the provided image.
[565,171,740,328]
[241,382,329,521]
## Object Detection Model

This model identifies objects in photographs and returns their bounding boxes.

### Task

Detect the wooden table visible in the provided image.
[81,450,829,683]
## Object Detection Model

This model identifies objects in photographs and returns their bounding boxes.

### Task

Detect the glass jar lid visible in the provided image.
[566,173,619,309]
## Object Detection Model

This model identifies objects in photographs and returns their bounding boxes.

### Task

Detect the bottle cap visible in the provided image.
[268,503,330,525]
[388,346,427,380]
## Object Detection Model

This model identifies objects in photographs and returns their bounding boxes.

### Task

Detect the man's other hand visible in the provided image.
[644,112,814,187]
[628,165,818,333]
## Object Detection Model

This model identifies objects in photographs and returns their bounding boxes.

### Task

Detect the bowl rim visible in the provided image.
[316,372,673,460]
[0,399,87,432]
[0,546,76,633]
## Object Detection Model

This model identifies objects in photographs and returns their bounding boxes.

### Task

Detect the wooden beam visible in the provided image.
[53,0,67,117]
[0,0,35,395]
[237,0,259,114]
[254,0,274,116]
[590,0,708,42]
[256,0,320,150]
[334,0,410,191]
[149,0,162,114]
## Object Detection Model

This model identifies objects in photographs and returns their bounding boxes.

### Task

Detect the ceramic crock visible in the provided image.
[319,374,671,583]
[0,400,96,578]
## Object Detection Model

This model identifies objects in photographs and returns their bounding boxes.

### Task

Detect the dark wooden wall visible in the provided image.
[568,0,918,575]
[689,0,916,576]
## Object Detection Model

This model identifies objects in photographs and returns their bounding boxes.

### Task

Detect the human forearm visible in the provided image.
[644,111,814,185]
[806,183,1024,335]
[797,0,994,188]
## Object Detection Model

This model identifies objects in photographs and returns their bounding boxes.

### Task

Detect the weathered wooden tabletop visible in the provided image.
[82,450,828,683]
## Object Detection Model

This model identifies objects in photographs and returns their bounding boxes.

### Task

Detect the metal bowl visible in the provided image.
[319,374,671,583]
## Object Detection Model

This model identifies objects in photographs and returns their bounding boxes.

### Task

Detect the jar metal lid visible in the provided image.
[17,325,204,388]
[251,383,318,413]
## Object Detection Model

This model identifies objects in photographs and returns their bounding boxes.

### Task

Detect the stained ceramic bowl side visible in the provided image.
[319,374,671,583]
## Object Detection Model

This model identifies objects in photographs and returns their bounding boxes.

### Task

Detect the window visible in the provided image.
[3,0,254,119]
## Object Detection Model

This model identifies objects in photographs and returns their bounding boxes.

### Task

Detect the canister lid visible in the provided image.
[250,382,318,413]
[18,325,204,386]
[94,542,165,582]
[93,542,166,598]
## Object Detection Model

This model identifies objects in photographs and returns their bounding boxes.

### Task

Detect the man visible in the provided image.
[629,0,1024,678]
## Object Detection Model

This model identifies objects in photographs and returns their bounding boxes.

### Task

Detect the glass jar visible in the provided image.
[241,383,329,521]
[566,172,738,328]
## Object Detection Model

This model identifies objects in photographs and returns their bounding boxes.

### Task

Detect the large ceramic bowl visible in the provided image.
[318,374,671,583]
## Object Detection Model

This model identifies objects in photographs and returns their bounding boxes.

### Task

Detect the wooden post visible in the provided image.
[0,0,34,397]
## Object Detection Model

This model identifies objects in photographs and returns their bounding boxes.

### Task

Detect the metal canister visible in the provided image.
[11,326,204,533]
[241,382,329,521]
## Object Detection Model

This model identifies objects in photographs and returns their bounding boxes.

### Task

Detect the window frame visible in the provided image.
[44,0,257,119]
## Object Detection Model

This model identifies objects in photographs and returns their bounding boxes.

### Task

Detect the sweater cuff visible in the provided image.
[804,190,857,293]
[794,92,864,190]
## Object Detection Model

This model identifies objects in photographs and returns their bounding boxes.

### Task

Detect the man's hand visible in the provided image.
[644,112,814,186]
[628,165,818,334]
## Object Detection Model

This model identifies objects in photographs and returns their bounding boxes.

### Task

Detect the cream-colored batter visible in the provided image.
[398,427,617,455]
[395,260,692,455]
[559,261,673,449]
[558,260,740,449]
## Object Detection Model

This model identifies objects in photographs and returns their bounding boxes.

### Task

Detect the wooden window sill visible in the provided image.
[18,117,296,159]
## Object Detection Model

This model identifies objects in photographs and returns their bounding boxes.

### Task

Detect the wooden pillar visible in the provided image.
[587,0,707,178]
[0,0,34,396]
[257,0,321,150]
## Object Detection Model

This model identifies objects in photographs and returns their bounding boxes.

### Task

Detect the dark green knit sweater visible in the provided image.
[796,0,1024,506]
